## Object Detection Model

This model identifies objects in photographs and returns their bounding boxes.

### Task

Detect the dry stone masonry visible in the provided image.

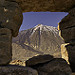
[0,0,23,66]
[0,28,12,65]
[0,66,38,75]
[6,0,75,12]
[26,55,72,75]
[59,7,75,72]
[0,0,75,74]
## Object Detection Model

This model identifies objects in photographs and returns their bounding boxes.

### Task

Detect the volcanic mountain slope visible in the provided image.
[12,24,64,61]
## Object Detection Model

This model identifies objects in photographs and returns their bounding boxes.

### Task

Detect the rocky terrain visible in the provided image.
[0,55,73,75]
[12,24,64,61]
[5,0,75,12]
[26,55,72,75]
[0,0,75,74]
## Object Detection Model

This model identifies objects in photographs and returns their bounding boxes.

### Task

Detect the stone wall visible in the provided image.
[5,0,75,12]
[0,0,75,74]
[59,7,75,72]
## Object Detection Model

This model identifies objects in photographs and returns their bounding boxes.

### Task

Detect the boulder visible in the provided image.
[5,0,75,12]
[0,1,23,37]
[26,55,54,67]
[30,58,72,75]
[0,66,38,75]
[59,27,75,42]
[0,28,12,65]
[61,43,75,72]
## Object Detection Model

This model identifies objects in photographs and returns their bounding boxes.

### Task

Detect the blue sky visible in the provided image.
[19,12,68,31]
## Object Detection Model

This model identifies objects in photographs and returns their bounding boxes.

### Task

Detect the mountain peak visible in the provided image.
[35,24,43,27]
[12,24,64,61]
[30,24,58,37]
[35,24,44,29]
[34,24,43,31]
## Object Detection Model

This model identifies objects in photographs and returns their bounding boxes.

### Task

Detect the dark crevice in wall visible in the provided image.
[5,0,17,3]
[64,25,75,30]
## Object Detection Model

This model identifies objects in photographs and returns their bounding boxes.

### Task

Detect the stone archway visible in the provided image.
[0,0,75,72]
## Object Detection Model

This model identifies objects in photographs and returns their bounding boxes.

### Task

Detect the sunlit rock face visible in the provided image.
[61,43,75,72]
[12,24,64,61]
[5,0,75,12]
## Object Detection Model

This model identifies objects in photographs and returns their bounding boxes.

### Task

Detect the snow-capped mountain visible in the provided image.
[12,24,64,61]
[30,24,58,36]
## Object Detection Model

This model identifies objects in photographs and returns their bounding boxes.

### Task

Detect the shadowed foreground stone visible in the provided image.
[34,58,72,75]
[59,27,75,42]
[26,55,54,67]
[0,66,38,75]
[26,55,72,75]
[0,28,12,65]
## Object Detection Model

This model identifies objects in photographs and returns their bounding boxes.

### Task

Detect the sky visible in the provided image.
[19,12,68,31]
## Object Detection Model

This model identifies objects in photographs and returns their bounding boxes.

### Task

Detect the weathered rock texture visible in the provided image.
[0,28,12,65]
[26,57,72,75]
[59,8,75,30]
[26,55,54,67]
[0,66,38,75]
[0,0,23,37]
[0,0,23,66]
[0,0,75,74]
[59,7,75,72]
[59,8,75,42]
[59,27,75,42]
[5,0,75,12]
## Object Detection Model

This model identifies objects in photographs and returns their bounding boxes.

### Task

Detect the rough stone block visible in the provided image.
[0,66,38,75]
[0,28,12,42]
[59,27,75,42]
[0,28,12,65]
[5,0,75,12]
[26,55,54,67]
[61,43,75,72]
[69,8,75,16]
[30,58,72,75]
[0,1,23,37]
[59,8,75,30]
